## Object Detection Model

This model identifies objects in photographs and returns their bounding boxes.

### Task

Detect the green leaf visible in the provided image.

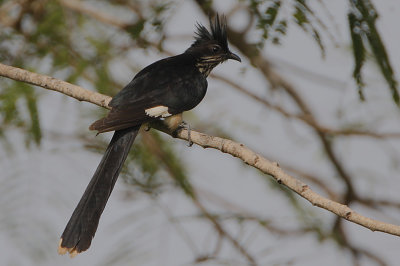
[264,0,281,26]
[275,19,287,35]
[293,6,308,26]
[125,19,146,39]
[293,1,325,56]
[365,19,399,104]
[0,82,41,146]
[250,0,281,42]
[348,12,366,100]
[349,0,399,105]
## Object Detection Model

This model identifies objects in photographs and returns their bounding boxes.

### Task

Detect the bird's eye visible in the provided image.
[212,45,221,53]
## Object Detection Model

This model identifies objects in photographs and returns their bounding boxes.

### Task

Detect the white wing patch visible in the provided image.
[145,105,172,118]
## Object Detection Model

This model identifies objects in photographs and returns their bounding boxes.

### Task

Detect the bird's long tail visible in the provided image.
[58,126,140,257]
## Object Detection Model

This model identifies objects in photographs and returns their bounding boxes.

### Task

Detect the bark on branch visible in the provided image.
[1,62,400,237]
[0,63,111,109]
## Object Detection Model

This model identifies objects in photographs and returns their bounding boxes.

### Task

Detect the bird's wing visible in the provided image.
[90,74,183,132]
[90,55,206,133]
[89,105,150,133]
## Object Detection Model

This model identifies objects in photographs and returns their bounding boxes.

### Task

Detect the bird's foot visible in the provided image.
[173,121,193,147]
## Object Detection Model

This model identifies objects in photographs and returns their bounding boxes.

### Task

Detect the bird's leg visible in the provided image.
[178,121,193,147]
[164,114,192,147]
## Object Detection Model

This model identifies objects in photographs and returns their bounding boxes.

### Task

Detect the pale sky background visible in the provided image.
[1,1,400,265]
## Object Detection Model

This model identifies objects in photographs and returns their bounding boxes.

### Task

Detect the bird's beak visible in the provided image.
[227,52,241,62]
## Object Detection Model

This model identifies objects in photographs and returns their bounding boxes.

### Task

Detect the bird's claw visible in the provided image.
[177,121,193,147]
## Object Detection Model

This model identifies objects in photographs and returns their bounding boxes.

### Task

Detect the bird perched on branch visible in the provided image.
[58,14,241,257]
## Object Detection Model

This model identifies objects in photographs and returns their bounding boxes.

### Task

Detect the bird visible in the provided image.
[58,14,241,257]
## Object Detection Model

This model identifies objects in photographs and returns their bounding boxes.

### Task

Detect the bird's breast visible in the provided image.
[163,74,208,113]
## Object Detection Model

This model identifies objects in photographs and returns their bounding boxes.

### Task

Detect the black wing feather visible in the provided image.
[90,53,207,133]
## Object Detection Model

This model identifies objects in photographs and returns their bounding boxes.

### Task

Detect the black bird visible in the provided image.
[58,14,240,257]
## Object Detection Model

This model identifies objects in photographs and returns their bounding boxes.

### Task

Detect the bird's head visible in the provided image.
[186,14,241,76]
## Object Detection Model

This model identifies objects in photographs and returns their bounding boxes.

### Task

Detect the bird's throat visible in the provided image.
[195,59,220,77]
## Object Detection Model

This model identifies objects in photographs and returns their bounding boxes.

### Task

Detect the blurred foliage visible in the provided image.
[0,0,170,146]
[247,0,398,104]
[0,81,41,146]
[0,0,397,217]
[0,1,398,264]
[348,0,399,104]
[122,130,193,198]
[0,0,184,187]
[0,0,397,232]
[248,0,325,55]
[249,0,287,46]
[0,0,396,150]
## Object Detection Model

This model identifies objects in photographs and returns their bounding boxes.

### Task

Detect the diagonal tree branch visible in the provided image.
[0,63,111,109]
[1,62,400,238]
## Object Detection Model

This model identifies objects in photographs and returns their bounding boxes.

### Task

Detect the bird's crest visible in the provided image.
[190,14,228,50]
